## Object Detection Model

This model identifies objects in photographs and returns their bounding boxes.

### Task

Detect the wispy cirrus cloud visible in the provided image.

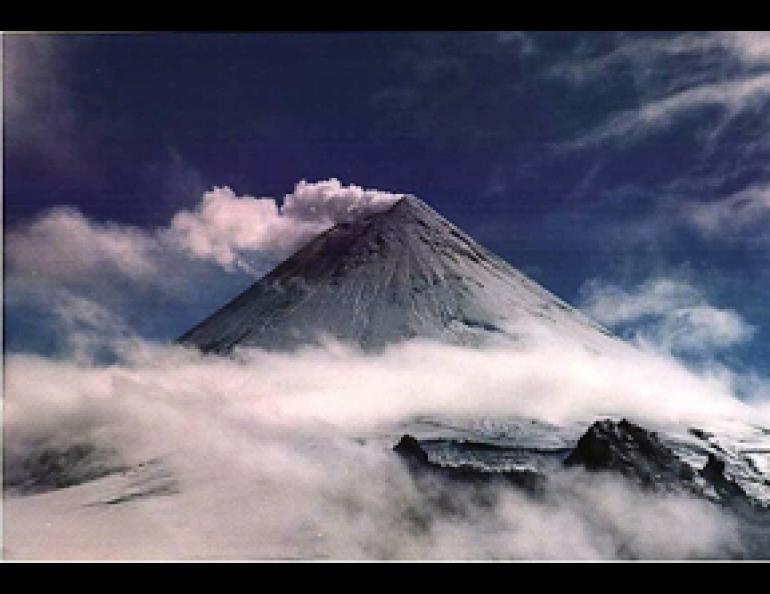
[680,182,770,237]
[572,73,770,147]
[552,32,770,87]
[3,33,86,170]
[538,31,770,289]
[719,31,770,63]
[553,32,770,149]
[580,277,755,356]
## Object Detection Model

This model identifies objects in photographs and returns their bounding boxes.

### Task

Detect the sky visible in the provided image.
[5,31,770,376]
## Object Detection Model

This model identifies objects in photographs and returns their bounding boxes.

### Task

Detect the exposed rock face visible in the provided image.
[563,418,696,490]
[394,434,547,494]
[393,419,761,509]
[394,419,763,516]
[4,443,127,495]
[393,434,431,466]
[700,453,750,504]
[563,418,758,512]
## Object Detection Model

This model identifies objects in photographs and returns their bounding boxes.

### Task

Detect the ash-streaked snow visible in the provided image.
[179,196,615,353]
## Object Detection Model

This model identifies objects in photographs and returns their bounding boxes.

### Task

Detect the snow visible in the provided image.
[2,458,322,560]
[179,196,618,354]
[6,416,767,560]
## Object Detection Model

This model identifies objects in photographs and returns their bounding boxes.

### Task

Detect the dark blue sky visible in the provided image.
[5,32,770,374]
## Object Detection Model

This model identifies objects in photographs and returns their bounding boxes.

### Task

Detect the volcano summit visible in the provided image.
[179,195,612,353]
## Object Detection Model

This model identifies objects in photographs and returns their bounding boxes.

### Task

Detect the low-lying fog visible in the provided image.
[5,323,768,560]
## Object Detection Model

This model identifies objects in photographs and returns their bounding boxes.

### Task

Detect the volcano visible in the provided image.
[178,195,613,353]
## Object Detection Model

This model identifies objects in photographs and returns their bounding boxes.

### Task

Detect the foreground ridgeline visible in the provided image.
[394,418,770,558]
[6,414,769,559]
[564,419,752,506]
[394,418,758,509]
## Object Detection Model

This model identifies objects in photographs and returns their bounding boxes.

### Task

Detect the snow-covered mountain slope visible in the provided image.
[179,195,615,353]
[6,416,768,560]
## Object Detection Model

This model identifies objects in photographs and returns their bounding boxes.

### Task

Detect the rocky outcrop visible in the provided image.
[563,418,695,489]
[564,418,756,510]
[393,434,546,494]
[700,452,749,504]
[4,443,127,495]
[394,419,761,511]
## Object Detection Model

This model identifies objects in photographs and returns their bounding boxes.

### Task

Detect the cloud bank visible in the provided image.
[8,178,403,279]
[681,183,770,237]
[167,179,402,272]
[5,326,764,559]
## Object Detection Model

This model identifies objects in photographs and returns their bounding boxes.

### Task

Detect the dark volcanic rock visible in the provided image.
[564,418,695,490]
[394,434,546,494]
[4,443,127,495]
[564,418,760,513]
[395,420,763,514]
[700,453,749,503]
[392,420,768,557]
[394,435,431,465]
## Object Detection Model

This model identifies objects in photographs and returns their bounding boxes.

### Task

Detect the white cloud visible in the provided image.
[551,32,770,88]
[580,278,699,326]
[4,204,238,354]
[580,278,755,355]
[495,31,537,55]
[541,32,770,259]
[3,33,85,169]
[6,206,160,284]
[652,306,756,354]
[4,329,763,559]
[549,33,717,88]
[681,183,770,236]
[282,178,403,223]
[165,186,323,272]
[166,179,403,272]
[720,31,770,64]
[574,73,770,147]
[552,32,770,148]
